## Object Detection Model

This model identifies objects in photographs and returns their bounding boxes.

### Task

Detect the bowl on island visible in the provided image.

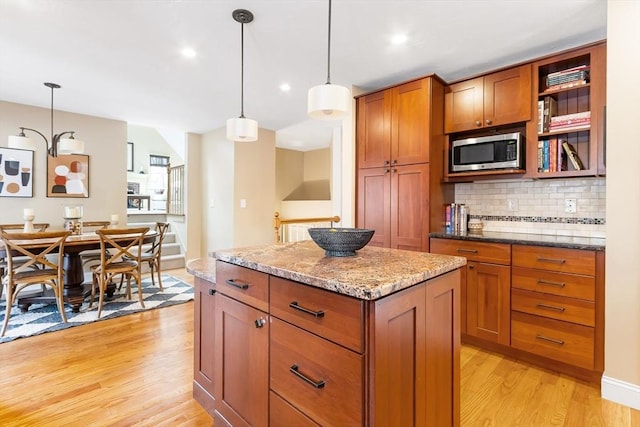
[308,227,375,257]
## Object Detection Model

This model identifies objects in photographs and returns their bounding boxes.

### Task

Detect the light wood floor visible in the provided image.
[0,268,638,426]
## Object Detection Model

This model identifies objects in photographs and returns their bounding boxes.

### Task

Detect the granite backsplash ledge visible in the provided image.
[454,177,605,238]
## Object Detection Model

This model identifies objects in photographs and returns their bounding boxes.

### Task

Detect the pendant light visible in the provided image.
[8,82,85,157]
[226,9,258,142]
[307,0,350,120]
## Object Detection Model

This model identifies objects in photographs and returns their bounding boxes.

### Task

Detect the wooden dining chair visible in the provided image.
[89,227,149,318]
[0,230,71,337]
[80,221,112,269]
[0,223,51,292]
[122,222,169,291]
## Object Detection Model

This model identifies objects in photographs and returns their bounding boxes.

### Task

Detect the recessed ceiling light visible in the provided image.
[280,83,291,92]
[181,47,197,58]
[391,34,408,45]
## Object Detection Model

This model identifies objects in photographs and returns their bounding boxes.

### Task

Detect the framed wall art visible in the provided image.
[0,147,34,197]
[47,154,90,198]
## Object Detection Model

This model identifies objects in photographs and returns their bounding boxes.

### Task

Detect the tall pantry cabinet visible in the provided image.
[356,75,452,252]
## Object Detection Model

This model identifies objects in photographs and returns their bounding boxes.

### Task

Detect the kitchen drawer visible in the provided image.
[215,260,269,312]
[511,311,594,370]
[430,238,511,265]
[270,318,363,426]
[270,276,364,353]
[270,391,320,427]
[512,266,595,301]
[512,288,595,326]
[512,245,595,275]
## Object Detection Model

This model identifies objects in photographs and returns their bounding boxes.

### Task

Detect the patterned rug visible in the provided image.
[0,275,194,344]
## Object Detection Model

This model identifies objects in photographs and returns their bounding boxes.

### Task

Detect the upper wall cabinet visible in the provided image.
[525,42,606,178]
[357,78,434,169]
[444,64,532,133]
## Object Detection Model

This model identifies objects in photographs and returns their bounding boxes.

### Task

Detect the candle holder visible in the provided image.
[110,214,119,229]
[63,204,84,235]
[23,212,35,233]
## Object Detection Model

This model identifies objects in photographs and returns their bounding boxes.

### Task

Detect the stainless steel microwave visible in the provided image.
[450,132,523,172]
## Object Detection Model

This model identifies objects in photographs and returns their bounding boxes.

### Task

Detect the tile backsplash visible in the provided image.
[454,178,605,238]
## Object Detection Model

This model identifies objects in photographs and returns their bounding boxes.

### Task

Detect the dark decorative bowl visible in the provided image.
[308,228,375,257]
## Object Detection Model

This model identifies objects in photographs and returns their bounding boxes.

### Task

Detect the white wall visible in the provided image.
[602,0,640,410]
[0,101,127,226]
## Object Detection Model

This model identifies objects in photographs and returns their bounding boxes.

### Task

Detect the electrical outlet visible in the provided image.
[240,199,247,208]
[565,198,577,213]
[507,199,518,211]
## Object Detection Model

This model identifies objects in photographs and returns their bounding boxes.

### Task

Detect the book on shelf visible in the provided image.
[549,136,558,172]
[542,96,558,133]
[551,111,591,122]
[546,64,590,78]
[537,100,544,134]
[562,140,584,171]
[549,111,591,131]
[537,136,560,173]
[558,138,567,171]
[545,80,588,92]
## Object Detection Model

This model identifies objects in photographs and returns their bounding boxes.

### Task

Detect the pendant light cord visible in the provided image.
[326,0,332,85]
[240,20,245,118]
[50,84,54,142]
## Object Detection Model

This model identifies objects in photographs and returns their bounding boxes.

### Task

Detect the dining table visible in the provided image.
[0,229,157,313]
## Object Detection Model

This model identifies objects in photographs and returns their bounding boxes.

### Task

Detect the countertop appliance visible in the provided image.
[451,132,523,172]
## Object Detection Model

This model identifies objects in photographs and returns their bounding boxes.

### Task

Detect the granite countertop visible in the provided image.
[429,230,605,251]
[186,257,217,283]
[192,240,466,301]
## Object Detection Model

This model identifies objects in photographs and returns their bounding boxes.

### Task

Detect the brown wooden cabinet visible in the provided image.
[444,64,532,133]
[526,42,606,178]
[511,245,604,378]
[358,163,430,251]
[196,259,462,426]
[430,238,511,345]
[193,277,216,415]
[430,237,605,382]
[356,75,452,252]
[357,78,434,168]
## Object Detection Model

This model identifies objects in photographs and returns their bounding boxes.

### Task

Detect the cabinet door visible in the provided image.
[444,77,484,133]
[193,278,216,414]
[214,293,269,427]
[357,90,391,169]
[466,262,511,345]
[371,282,427,426]
[392,78,431,165]
[483,64,532,127]
[357,167,391,248]
[391,163,429,251]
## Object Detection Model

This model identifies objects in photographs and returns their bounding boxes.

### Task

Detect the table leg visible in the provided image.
[63,252,87,313]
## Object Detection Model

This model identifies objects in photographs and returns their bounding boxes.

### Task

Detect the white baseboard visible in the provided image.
[601,375,640,410]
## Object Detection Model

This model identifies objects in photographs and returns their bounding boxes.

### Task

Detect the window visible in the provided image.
[149,155,170,167]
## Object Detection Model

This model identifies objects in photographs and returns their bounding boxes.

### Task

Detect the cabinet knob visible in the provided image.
[485,119,492,125]
[468,265,475,270]
[475,120,481,126]
[392,159,397,165]
[254,318,267,328]
[208,289,216,296]
[384,160,390,165]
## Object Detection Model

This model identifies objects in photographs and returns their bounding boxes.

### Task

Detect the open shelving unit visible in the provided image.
[526,42,606,178]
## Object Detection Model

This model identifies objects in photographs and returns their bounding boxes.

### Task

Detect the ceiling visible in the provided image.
[0,0,607,151]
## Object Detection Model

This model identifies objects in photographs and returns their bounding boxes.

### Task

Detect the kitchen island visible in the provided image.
[188,240,466,426]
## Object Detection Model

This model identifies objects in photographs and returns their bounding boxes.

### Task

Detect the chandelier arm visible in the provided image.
[20,127,51,154]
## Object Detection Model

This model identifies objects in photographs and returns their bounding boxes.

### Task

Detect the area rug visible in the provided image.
[0,275,194,344]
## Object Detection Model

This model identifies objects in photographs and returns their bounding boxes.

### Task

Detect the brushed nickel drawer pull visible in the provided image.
[537,279,566,288]
[225,279,249,290]
[457,249,478,254]
[290,364,326,389]
[535,303,565,312]
[535,334,564,345]
[536,256,566,264]
[289,301,325,318]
